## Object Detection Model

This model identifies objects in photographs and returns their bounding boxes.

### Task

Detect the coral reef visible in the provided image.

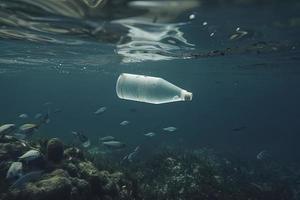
[0,136,299,200]
[46,138,64,163]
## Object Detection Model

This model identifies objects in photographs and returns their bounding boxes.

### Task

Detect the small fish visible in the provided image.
[34,113,43,119]
[14,133,26,140]
[18,114,29,119]
[19,150,42,162]
[229,29,249,41]
[144,132,156,137]
[43,102,52,106]
[94,107,107,115]
[256,150,270,160]
[18,124,39,136]
[120,120,130,126]
[0,124,16,136]
[102,141,126,149]
[99,136,115,142]
[6,162,23,180]
[40,112,50,124]
[10,170,43,189]
[53,108,62,114]
[163,127,177,132]
[71,131,90,148]
[232,126,247,132]
[122,146,140,163]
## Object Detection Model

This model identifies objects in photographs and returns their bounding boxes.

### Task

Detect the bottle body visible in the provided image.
[116,73,192,104]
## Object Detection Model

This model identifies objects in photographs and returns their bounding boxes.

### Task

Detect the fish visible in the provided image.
[71,131,90,148]
[53,108,63,114]
[163,126,177,132]
[18,114,29,119]
[122,146,140,163]
[144,132,156,137]
[94,106,107,115]
[99,136,115,142]
[256,150,270,160]
[120,120,130,126]
[232,126,247,132]
[0,124,16,136]
[40,112,50,124]
[14,133,27,140]
[10,170,43,189]
[43,102,52,106]
[6,162,23,180]
[102,141,126,149]
[18,124,39,136]
[34,113,43,120]
[19,150,42,162]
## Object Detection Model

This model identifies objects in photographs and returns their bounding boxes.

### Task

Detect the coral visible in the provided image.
[8,169,91,200]
[46,138,64,163]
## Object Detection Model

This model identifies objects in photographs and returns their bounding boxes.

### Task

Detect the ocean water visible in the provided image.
[1,0,300,196]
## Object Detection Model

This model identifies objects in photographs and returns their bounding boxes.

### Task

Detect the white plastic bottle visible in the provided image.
[116,73,192,104]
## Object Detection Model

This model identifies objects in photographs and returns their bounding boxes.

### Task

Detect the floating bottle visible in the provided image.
[116,73,192,104]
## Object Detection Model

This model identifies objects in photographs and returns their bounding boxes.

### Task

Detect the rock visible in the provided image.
[9,169,91,200]
[47,138,64,163]
[64,147,85,161]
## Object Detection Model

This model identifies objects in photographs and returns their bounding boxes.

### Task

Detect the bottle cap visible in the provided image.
[181,90,193,101]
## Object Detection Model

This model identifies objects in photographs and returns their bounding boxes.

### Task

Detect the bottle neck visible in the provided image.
[181,90,193,101]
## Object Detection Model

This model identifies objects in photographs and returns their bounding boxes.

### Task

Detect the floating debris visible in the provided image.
[203,21,208,26]
[18,113,29,119]
[163,126,177,132]
[0,124,16,136]
[94,106,107,115]
[144,132,156,137]
[6,162,23,179]
[71,131,90,148]
[120,120,130,126]
[19,150,42,162]
[99,136,115,142]
[102,141,126,149]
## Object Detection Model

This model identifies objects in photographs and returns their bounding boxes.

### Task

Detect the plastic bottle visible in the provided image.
[116,73,192,104]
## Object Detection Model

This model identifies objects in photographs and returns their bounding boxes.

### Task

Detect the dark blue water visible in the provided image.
[1,0,300,163]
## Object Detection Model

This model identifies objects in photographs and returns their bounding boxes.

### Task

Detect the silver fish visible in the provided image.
[120,120,130,126]
[6,162,23,179]
[34,113,43,119]
[19,150,42,162]
[0,124,16,136]
[19,124,39,134]
[71,131,90,148]
[94,106,107,115]
[163,126,177,132]
[18,113,29,119]
[102,141,126,149]
[144,132,156,137]
[10,170,43,189]
[123,146,140,163]
[99,136,115,142]
[256,150,270,160]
